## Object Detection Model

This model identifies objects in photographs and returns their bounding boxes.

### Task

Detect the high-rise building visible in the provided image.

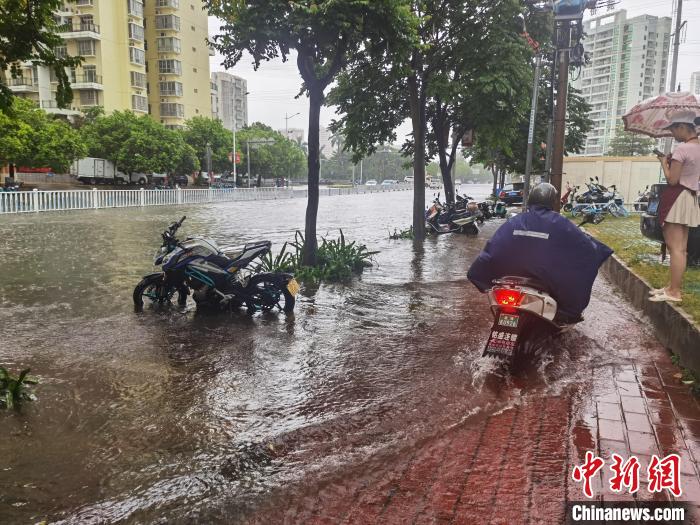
[690,72,700,96]
[211,72,248,131]
[319,127,335,158]
[281,128,305,145]
[4,0,211,127]
[572,10,671,156]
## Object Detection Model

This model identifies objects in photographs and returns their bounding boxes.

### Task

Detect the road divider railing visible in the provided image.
[0,184,411,214]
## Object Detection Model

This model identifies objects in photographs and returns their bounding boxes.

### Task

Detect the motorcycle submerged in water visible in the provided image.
[133,216,299,313]
[481,276,575,366]
[425,195,480,234]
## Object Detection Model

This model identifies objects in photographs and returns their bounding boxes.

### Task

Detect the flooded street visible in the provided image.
[1,187,698,524]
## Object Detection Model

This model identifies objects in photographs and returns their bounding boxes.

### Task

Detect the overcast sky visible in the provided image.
[207,0,700,144]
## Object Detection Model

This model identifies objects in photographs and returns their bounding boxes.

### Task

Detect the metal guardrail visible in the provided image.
[0,185,411,214]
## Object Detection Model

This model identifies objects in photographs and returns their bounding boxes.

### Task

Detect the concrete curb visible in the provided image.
[601,254,700,374]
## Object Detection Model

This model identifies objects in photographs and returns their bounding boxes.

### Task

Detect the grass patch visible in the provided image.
[259,230,378,283]
[578,215,700,324]
[389,226,414,240]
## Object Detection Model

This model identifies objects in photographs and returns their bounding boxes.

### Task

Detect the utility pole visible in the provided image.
[285,112,300,138]
[664,0,685,154]
[232,118,237,187]
[523,53,543,210]
[550,21,572,211]
[544,52,556,182]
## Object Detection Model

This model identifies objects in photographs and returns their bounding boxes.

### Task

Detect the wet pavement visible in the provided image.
[1,186,699,524]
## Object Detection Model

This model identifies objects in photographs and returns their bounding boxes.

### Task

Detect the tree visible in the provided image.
[0,0,81,110]
[607,126,656,157]
[0,97,86,172]
[206,0,416,265]
[236,122,306,184]
[329,0,542,239]
[181,116,233,173]
[81,110,200,175]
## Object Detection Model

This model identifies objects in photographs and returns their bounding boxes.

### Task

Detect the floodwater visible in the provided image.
[0,186,651,523]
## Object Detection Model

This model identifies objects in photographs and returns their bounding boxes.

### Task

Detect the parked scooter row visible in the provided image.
[425,193,507,235]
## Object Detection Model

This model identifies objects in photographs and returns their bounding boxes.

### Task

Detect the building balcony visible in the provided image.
[40,100,82,116]
[57,23,100,40]
[71,74,103,90]
[156,0,180,9]
[2,77,39,92]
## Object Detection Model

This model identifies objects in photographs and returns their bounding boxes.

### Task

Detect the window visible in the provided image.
[156,37,181,53]
[155,14,180,30]
[128,0,144,17]
[157,0,180,7]
[55,45,67,59]
[159,81,183,96]
[160,103,184,117]
[76,0,93,5]
[78,40,95,56]
[82,65,98,83]
[132,94,148,112]
[79,15,95,31]
[128,23,144,41]
[158,59,181,75]
[129,46,145,65]
[80,90,98,106]
[130,71,147,88]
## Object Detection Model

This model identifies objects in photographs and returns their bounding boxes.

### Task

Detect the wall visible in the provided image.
[562,156,663,203]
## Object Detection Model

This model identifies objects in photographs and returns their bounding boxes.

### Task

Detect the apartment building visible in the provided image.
[571,10,671,156]
[691,72,700,96]
[145,0,211,128]
[211,72,248,131]
[4,0,210,128]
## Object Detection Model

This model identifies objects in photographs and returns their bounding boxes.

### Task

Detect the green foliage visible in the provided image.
[0,98,86,172]
[206,0,416,264]
[0,0,82,110]
[389,226,414,240]
[81,110,200,175]
[181,116,234,173]
[236,122,306,181]
[607,126,656,157]
[259,230,378,283]
[0,367,38,409]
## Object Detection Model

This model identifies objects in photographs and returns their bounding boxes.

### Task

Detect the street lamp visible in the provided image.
[284,112,300,138]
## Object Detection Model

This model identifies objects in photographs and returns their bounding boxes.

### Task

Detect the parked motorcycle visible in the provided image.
[561,183,579,212]
[633,185,650,212]
[133,216,299,313]
[425,196,480,235]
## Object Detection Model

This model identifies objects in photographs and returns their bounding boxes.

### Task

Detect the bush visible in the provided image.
[259,230,378,283]
[0,367,38,409]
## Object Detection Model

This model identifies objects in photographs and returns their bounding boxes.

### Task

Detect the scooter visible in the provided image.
[482,276,577,365]
[425,196,480,235]
[634,185,650,212]
[561,183,579,212]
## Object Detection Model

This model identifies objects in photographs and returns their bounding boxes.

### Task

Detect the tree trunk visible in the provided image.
[408,70,426,241]
[433,105,455,205]
[302,88,323,266]
[499,169,506,194]
[491,166,498,198]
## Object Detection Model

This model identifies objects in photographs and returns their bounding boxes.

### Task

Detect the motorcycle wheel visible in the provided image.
[133,274,183,310]
[246,278,295,313]
[562,203,573,213]
[461,223,479,235]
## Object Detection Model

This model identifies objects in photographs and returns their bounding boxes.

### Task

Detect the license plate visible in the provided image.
[498,313,519,328]
[286,278,300,296]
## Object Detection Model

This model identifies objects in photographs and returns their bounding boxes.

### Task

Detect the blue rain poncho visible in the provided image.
[467,206,613,320]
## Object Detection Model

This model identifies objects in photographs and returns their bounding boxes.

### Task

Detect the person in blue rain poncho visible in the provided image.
[467,183,613,324]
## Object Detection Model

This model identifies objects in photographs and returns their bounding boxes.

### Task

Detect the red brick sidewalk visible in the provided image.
[245,337,700,524]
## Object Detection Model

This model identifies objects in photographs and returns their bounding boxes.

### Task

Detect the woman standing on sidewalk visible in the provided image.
[650,111,700,303]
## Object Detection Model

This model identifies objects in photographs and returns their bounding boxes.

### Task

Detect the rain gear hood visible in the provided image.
[467,206,613,320]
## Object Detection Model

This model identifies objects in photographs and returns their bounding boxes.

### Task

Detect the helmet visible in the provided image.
[528,183,557,210]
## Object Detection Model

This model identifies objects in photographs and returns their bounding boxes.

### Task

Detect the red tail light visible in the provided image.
[494,288,523,308]
[499,191,506,198]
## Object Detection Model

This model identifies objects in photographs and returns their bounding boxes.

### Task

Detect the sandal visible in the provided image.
[649,292,682,303]
[649,287,667,296]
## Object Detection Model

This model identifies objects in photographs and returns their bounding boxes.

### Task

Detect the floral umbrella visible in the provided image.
[622,91,700,138]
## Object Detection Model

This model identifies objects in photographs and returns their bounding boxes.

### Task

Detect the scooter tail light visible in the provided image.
[493,288,524,308]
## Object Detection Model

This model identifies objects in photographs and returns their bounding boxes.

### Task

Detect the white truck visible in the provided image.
[71,157,149,185]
